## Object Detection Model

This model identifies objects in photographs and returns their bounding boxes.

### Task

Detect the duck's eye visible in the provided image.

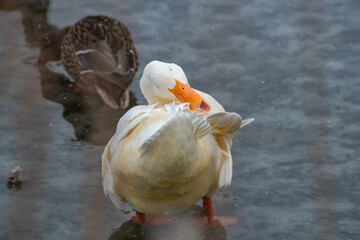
[168,67,172,71]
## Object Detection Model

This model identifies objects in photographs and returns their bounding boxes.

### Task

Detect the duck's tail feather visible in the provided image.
[79,72,130,109]
[241,118,255,128]
[206,112,242,138]
[95,84,129,109]
[206,112,254,188]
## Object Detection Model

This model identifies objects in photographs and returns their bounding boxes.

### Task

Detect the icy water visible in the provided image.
[1,0,360,239]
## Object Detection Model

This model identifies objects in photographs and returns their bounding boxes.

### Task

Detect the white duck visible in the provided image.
[102,60,253,226]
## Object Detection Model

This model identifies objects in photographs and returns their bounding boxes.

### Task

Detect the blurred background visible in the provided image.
[0,0,359,239]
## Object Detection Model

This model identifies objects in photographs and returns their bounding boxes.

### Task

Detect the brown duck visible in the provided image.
[61,15,138,109]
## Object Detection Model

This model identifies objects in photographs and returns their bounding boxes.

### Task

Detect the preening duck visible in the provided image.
[102,60,253,226]
[61,15,138,109]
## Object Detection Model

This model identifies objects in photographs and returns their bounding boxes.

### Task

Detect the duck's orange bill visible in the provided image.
[168,79,202,111]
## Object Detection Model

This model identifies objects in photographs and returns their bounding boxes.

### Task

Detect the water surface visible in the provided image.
[0,0,359,239]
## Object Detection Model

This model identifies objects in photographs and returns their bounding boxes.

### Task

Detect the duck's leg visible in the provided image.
[203,196,215,223]
[131,211,172,226]
[132,211,145,225]
[197,196,238,227]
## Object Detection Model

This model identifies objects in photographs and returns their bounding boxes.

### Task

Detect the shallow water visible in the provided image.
[1,0,359,239]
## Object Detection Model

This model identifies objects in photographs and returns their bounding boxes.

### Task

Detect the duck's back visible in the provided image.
[61,15,138,109]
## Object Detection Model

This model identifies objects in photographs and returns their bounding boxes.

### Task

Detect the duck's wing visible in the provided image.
[102,104,157,209]
[138,112,211,168]
[61,15,138,109]
[206,112,254,187]
[110,104,159,155]
[102,141,129,209]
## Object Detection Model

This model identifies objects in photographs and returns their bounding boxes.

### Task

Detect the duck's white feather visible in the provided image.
[207,112,242,137]
[139,109,211,154]
[103,104,160,210]
[102,144,131,210]
[110,104,158,155]
[217,139,233,187]
[164,101,189,119]
[206,112,242,187]
[241,118,255,128]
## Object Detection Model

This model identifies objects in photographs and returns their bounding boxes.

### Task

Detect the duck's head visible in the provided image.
[140,60,210,111]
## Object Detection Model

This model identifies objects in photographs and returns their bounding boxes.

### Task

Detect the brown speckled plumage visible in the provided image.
[61,15,138,109]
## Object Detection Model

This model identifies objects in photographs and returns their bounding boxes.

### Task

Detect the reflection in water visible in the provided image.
[38,26,71,64]
[0,0,138,145]
[297,1,339,240]
[37,19,138,144]
[108,206,228,240]
[0,0,57,47]
[37,63,136,145]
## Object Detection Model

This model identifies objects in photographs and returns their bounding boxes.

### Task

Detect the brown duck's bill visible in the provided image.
[168,79,210,111]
